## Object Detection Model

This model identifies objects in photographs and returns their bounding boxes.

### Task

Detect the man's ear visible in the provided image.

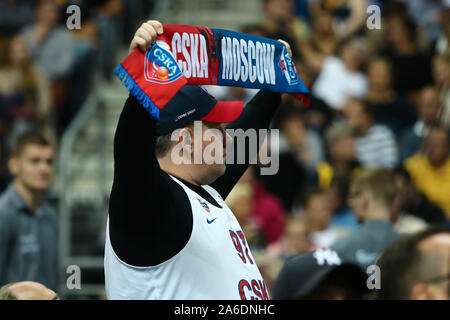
[410,283,429,300]
[179,127,193,155]
[8,157,19,176]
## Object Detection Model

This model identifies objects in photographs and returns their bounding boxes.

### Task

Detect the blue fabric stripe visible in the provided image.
[114,64,160,120]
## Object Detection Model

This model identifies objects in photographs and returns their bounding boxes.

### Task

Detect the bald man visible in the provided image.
[375,226,450,300]
[0,281,58,300]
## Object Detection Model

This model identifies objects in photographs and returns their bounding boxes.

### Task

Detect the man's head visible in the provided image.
[280,217,310,256]
[154,86,243,185]
[424,126,449,168]
[8,132,53,193]
[417,86,441,125]
[338,38,367,72]
[303,190,333,232]
[324,121,355,164]
[273,249,368,300]
[35,0,60,27]
[348,168,397,223]
[374,226,450,300]
[0,281,58,300]
[343,99,374,135]
[367,57,393,92]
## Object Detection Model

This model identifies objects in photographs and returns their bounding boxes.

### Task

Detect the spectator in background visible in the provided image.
[20,0,76,134]
[374,226,450,300]
[262,0,309,57]
[276,102,325,171]
[398,0,445,43]
[299,190,345,248]
[366,57,417,138]
[236,166,285,246]
[405,126,450,218]
[226,182,267,250]
[272,248,368,300]
[0,281,57,300]
[392,166,446,225]
[0,132,58,291]
[400,86,442,160]
[267,216,312,260]
[381,10,433,99]
[20,0,75,82]
[299,9,339,79]
[326,172,359,232]
[308,0,368,40]
[316,121,359,189]
[343,98,399,169]
[310,38,368,110]
[330,168,401,270]
[0,35,54,148]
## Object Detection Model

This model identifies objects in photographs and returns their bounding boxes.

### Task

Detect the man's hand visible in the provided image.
[130,20,164,53]
[278,39,292,58]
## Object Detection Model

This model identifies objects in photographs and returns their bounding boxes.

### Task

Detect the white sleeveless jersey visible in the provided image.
[104,175,269,300]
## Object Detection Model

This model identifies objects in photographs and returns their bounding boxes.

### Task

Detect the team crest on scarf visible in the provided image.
[278,46,299,86]
[144,41,184,84]
[197,197,210,213]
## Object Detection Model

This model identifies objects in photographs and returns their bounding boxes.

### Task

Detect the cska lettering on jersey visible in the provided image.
[221,36,276,85]
[238,279,269,300]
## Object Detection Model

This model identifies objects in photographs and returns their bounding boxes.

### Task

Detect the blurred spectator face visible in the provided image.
[9,36,29,67]
[418,87,440,124]
[280,114,306,147]
[343,99,370,134]
[264,0,294,21]
[8,143,53,192]
[425,128,449,167]
[432,56,450,86]
[368,60,392,91]
[328,134,354,163]
[36,0,60,26]
[313,10,334,35]
[305,193,333,230]
[227,184,253,225]
[340,43,362,71]
[412,233,450,300]
[387,16,413,48]
[281,219,310,255]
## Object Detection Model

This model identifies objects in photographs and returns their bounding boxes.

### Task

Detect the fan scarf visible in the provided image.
[115,24,310,119]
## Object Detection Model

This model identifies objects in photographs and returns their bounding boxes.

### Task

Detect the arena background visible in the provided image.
[0,0,449,300]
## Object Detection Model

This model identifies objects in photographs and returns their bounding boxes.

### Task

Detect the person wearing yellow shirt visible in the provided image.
[405,126,450,218]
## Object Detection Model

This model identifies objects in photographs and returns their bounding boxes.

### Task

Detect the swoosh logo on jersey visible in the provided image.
[206,218,217,224]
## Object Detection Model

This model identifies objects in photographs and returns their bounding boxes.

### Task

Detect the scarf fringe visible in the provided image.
[114,64,160,120]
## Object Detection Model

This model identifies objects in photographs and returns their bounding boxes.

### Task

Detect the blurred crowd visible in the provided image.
[0,0,449,300]
[0,0,154,192]
[210,0,450,299]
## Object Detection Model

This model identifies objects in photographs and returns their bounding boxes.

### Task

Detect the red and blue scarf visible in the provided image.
[115,24,310,119]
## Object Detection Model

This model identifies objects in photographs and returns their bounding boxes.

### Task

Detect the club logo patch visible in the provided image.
[278,46,299,86]
[196,197,210,213]
[144,41,183,84]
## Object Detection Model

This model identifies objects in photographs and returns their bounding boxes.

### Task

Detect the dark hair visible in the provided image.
[10,132,50,158]
[373,226,450,300]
